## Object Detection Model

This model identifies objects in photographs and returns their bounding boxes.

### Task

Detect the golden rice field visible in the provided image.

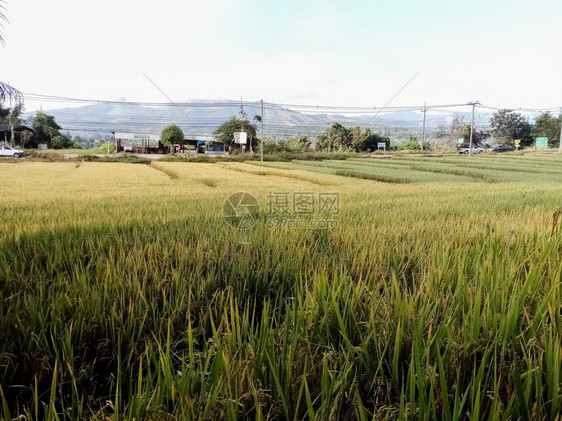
[0,153,561,420]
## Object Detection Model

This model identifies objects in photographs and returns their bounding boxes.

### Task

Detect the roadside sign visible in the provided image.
[514,139,521,144]
[234,132,247,144]
[536,137,548,148]
[377,142,386,148]
[458,138,464,143]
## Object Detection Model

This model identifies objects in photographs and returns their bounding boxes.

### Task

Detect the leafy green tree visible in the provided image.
[285,136,310,151]
[160,124,184,152]
[213,116,257,153]
[0,102,24,144]
[30,111,70,148]
[531,112,561,147]
[261,139,287,154]
[458,123,471,141]
[317,123,352,152]
[490,109,532,147]
[458,123,489,147]
[0,102,22,123]
[317,124,390,152]
[355,127,390,151]
[50,135,74,149]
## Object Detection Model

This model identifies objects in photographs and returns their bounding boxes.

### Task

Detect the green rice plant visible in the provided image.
[0,159,561,419]
[335,169,412,184]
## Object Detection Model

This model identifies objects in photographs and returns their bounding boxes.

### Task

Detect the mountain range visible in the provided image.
[28,100,489,142]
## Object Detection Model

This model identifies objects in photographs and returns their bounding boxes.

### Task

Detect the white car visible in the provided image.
[0,145,26,158]
[457,144,483,154]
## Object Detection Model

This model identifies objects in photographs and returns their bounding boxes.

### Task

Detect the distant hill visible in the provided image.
[25,99,486,143]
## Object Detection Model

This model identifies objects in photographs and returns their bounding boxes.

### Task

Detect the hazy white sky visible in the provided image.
[1,0,562,111]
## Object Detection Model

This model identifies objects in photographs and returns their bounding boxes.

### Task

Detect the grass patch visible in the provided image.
[334,169,412,183]
[150,162,179,179]
[197,177,219,187]
[220,162,338,185]
[407,164,490,181]
[81,154,152,164]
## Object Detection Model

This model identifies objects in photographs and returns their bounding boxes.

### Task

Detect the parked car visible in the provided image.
[0,145,26,158]
[491,144,513,153]
[457,143,483,154]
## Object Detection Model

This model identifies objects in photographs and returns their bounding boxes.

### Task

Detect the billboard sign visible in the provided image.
[234,132,247,144]
[536,137,548,148]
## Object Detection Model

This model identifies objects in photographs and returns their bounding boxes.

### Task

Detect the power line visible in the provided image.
[23,92,561,115]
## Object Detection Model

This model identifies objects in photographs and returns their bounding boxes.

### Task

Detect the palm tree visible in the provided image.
[0,0,7,45]
[0,81,23,105]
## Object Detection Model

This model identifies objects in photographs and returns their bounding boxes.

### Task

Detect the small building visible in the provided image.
[0,125,34,147]
[113,132,164,154]
[112,132,226,154]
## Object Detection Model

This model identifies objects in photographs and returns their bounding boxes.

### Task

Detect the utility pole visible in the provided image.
[559,107,562,154]
[9,96,14,145]
[421,102,427,151]
[260,99,264,162]
[468,101,479,157]
[239,98,246,154]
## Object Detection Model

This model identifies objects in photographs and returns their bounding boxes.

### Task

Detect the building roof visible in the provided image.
[0,124,34,133]
[111,131,213,142]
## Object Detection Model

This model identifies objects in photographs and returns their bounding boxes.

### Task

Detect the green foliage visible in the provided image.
[0,102,23,124]
[262,139,286,154]
[531,112,561,147]
[30,111,70,148]
[317,122,352,151]
[45,134,82,150]
[261,137,311,155]
[160,124,184,147]
[285,136,310,151]
[398,136,430,150]
[100,142,116,153]
[357,127,390,151]
[458,123,471,139]
[213,116,258,153]
[69,137,83,149]
[50,135,72,149]
[317,123,390,152]
[0,102,24,144]
[490,109,533,147]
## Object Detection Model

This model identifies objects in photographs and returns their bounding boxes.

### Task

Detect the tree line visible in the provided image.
[212,117,391,153]
[2,106,561,152]
[213,109,561,154]
[435,109,561,149]
[0,103,80,148]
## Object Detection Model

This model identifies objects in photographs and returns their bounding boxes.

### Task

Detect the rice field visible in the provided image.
[0,154,561,420]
